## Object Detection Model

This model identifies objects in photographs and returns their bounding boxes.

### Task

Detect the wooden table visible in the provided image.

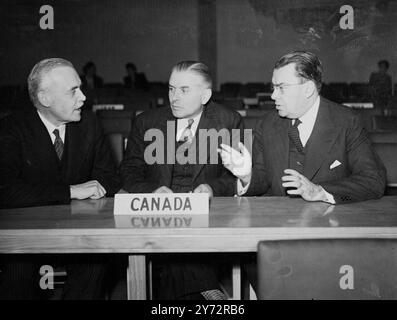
[1,196,397,299]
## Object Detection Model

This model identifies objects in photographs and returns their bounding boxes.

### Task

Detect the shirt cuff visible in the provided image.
[236,179,250,196]
[321,187,336,204]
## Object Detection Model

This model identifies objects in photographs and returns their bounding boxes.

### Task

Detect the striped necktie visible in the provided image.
[288,119,304,153]
[179,119,194,144]
[53,129,64,160]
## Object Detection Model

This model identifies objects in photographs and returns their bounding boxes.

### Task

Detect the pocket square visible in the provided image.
[330,160,341,170]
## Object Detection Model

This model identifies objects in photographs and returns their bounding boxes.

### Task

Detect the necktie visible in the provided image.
[288,119,304,153]
[53,129,64,160]
[179,119,194,144]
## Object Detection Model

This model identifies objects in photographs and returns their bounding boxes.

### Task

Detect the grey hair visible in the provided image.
[28,58,74,108]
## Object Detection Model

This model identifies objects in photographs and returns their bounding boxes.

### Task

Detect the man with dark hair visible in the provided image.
[0,58,120,299]
[120,60,243,299]
[219,50,386,204]
[123,62,149,91]
[81,61,103,90]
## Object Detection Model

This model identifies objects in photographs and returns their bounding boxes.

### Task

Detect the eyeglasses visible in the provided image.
[271,81,307,94]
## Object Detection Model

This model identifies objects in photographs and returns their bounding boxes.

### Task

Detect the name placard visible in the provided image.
[114,193,209,215]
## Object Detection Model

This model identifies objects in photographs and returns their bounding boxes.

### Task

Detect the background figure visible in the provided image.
[369,60,392,116]
[81,61,104,90]
[123,62,149,91]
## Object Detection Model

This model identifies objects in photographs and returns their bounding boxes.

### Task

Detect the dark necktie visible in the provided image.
[53,129,64,160]
[288,119,304,153]
[179,119,194,144]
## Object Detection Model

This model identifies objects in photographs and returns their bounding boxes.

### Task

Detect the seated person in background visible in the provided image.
[0,58,120,299]
[219,50,386,204]
[369,60,392,116]
[120,60,243,299]
[123,62,149,91]
[81,61,103,90]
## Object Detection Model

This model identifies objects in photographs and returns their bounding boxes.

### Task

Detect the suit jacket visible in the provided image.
[120,102,243,196]
[0,109,120,208]
[247,97,386,203]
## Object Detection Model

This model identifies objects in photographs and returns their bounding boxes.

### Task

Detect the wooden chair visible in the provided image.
[257,239,397,300]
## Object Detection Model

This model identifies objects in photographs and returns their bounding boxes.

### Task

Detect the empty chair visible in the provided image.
[257,239,397,300]
[372,116,397,131]
[240,83,268,98]
[348,83,370,102]
[373,142,397,187]
[322,83,349,103]
[97,110,135,137]
[223,98,244,110]
[220,82,242,98]
[369,132,397,143]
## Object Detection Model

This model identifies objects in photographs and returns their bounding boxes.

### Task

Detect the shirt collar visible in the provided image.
[297,95,320,126]
[37,110,66,141]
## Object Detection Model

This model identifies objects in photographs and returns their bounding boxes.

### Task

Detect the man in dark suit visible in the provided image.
[0,58,120,299]
[219,51,386,204]
[120,61,243,299]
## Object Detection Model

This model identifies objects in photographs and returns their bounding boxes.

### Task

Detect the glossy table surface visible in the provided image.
[1,196,397,253]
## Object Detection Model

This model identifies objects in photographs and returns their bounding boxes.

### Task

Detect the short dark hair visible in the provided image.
[378,60,389,69]
[275,51,323,92]
[28,58,74,109]
[126,62,137,71]
[171,60,212,89]
[83,61,96,74]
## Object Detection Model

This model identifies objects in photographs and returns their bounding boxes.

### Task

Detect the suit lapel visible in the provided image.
[64,121,87,182]
[158,108,175,187]
[192,105,217,182]
[269,116,290,194]
[28,111,61,167]
[304,98,339,180]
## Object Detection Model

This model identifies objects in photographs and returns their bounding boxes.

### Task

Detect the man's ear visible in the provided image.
[38,90,51,107]
[305,81,317,98]
[201,88,212,105]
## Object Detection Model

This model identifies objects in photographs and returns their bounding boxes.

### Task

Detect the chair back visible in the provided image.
[257,239,397,299]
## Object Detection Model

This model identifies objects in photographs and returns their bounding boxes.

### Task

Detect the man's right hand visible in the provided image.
[70,180,106,200]
[153,186,173,193]
[218,142,252,186]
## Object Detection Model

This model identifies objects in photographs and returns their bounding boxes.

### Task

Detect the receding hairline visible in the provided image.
[272,62,301,79]
[169,69,211,87]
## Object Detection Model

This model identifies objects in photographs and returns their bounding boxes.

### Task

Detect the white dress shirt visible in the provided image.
[237,97,335,204]
[37,110,66,144]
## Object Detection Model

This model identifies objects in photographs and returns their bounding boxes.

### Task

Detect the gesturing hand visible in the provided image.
[217,142,252,185]
[281,169,328,202]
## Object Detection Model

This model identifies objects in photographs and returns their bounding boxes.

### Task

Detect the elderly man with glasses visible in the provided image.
[219,50,386,204]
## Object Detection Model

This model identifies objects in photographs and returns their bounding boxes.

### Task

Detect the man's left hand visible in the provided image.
[281,169,328,202]
[193,184,213,198]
